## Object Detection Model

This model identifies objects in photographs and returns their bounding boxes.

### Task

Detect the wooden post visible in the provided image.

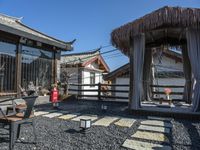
[129,43,134,109]
[53,50,60,84]
[16,43,22,98]
[98,82,101,101]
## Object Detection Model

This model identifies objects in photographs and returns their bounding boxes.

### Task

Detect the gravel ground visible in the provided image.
[0,100,200,150]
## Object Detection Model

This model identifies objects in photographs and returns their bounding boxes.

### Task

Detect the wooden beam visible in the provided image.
[16,43,22,98]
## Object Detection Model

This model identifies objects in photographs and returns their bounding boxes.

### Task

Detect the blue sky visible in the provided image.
[0,0,199,71]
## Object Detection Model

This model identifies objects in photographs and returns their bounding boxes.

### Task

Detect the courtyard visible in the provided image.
[0,99,200,150]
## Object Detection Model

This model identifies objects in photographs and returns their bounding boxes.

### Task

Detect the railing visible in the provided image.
[150,84,184,101]
[68,83,129,101]
[68,83,185,102]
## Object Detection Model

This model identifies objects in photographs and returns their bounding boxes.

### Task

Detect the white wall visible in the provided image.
[82,70,102,96]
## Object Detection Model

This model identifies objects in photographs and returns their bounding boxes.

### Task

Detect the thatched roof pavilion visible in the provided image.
[111,6,200,55]
[111,6,200,114]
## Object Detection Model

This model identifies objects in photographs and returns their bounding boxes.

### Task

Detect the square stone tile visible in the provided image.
[148,116,172,122]
[72,115,98,121]
[58,113,80,120]
[139,125,170,134]
[132,131,169,143]
[93,117,118,127]
[122,139,171,150]
[114,118,135,128]
[141,120,173,128]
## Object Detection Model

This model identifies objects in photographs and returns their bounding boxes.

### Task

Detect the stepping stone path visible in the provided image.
[139,125,170,134]
[93,117,118,127]
[141,120,173,128]
[58,113,80,120]
[122,139,171,150]
[132,131,169,143]
[122,116,173,150]
[72,115,98,121]
[114,118,135,128]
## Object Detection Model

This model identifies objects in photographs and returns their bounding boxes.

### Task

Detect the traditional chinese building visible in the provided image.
[0,13,73,97]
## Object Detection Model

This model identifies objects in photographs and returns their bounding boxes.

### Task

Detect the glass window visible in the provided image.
[90,72,95,87]
[0,41,16,92]
[21,46,54,90]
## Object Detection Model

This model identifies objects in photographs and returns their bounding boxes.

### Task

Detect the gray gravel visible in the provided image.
[0,100,200,150]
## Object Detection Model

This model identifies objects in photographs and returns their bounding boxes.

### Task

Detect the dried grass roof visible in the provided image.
[111,6,200,53]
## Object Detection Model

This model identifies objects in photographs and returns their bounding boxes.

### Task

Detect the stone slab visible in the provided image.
[72,115,98,121]
[132,131,169,143]
[141,120,173,128]
[58,113,80,120]
[34,111,52,116]
[122,139,171,150]
[43,112,65,118]
[114,118,135,127]
[148,116,172,122]
[139,125,170,134]
[93,117,118,127]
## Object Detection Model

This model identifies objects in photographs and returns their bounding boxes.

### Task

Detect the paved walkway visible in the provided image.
[122,116,173,150]
[34,110,173,150]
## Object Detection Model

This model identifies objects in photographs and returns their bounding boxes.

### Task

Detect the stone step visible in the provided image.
[58,113,80,120]
[43,112,68,118]
[93,117,118,127]
[148,116,172,122]
[34,110,56,116]
[138,125,170,134]
[122,139,171,150]
[72,115,98,122]
[141,120,173,128]
[114,118,136,128]
[132,131,169,143]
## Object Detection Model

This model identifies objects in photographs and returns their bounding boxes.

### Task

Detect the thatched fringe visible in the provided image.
[111,6,200,53]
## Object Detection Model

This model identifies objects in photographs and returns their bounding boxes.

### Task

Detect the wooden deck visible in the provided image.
[131,101,200,120]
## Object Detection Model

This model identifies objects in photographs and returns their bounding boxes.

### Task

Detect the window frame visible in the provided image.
[90,72,95,87]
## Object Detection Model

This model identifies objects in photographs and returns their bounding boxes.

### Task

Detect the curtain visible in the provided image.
[186,29,200,112]
[143,48,152,101]
[181,44,192,104]
[129,34,145,110]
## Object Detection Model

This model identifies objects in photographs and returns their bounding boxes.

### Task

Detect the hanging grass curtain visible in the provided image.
[186,29,200,112]
[129,34,145,110]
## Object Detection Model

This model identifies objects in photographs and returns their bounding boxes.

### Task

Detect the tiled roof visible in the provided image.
[0,13,72,50]
[61,50,100,65]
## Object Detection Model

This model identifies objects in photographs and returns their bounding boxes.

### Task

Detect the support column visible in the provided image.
[53,50,61,84]
[16,43,22,98]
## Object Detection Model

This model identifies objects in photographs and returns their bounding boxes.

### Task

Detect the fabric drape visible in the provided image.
[186,29,200,112]
[181,44,192,104]
[143,48,152,101]
[129,34,145,110]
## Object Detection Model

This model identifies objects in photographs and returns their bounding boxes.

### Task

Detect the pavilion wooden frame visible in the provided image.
[111,6,200,116]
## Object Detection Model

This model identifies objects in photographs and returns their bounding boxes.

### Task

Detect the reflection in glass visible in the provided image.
[21,46,53,90]
[0,41,16,92]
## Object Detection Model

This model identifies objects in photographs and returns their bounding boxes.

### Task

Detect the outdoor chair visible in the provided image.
[0,96,38,150]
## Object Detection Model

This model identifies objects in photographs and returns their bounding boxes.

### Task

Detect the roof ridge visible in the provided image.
[62,49,100,57]
[0,13,22,22]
